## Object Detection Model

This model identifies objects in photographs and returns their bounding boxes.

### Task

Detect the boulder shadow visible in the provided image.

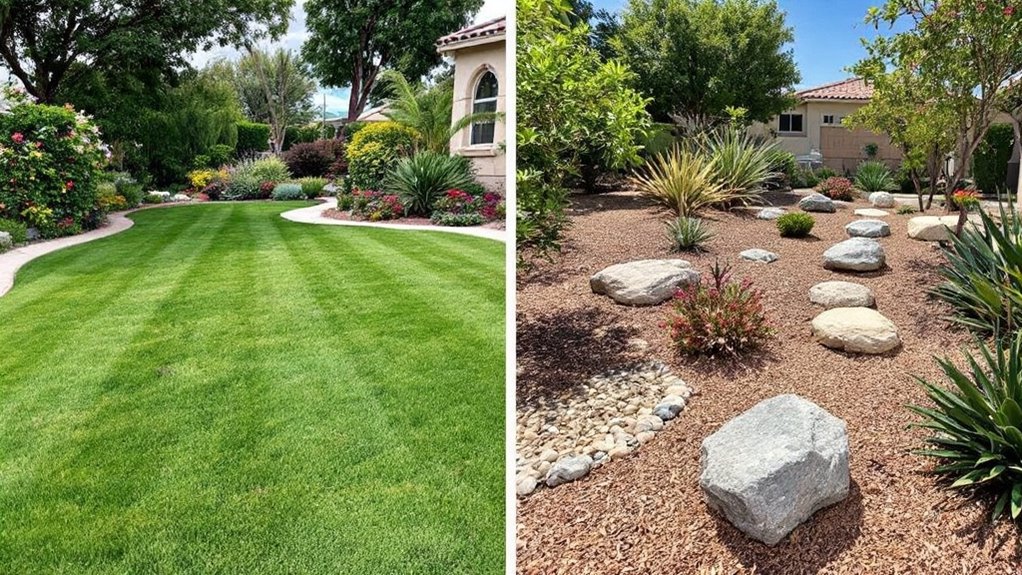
[710,480,865,574]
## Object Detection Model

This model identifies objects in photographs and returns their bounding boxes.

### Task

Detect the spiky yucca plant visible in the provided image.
[665,217,713,252]
[632,146,725,217]
[383,152,477,216]
[701,126,778,205]
[910,332,1022,522]
[854,160,895,193]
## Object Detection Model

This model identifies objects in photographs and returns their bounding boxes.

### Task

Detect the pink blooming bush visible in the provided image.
[0,86,107,237]
[432,188,506,221]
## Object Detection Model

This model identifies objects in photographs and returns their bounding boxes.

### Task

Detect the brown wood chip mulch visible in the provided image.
[516,190,1022,575]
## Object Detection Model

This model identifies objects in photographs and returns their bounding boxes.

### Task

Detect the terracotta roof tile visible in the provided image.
[437,16,506,48]
[797,78,873,101]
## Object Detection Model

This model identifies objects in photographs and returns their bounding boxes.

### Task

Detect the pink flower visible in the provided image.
[1006,5,1015,15]
[11,132,23,144]
[65,180,74,191]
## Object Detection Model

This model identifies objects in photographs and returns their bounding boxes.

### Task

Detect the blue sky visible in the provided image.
[591,0,909,90]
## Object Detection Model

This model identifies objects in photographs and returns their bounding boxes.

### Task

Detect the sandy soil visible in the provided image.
[516,190,1022,574]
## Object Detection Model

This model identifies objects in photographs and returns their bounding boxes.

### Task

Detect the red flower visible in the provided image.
[11,132,24,144]
[65,180,75,191]
[1006,6,1015,16]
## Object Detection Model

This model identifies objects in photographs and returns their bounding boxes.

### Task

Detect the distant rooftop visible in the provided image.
[437,16,506,50]
[797,78,873,101]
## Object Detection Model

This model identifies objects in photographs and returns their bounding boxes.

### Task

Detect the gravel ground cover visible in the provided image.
[516,190,1022,574]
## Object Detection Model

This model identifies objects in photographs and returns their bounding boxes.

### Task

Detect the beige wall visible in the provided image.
[447,40,506,192]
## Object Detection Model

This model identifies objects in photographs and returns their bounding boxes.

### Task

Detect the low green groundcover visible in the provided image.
[0,202,504,574]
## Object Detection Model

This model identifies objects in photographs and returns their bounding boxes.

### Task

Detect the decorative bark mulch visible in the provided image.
[516,190,1022,574]
[322,208,506,230]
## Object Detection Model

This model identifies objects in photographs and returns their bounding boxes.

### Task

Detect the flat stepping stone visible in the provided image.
[869,191,895,208]
[757,207,786,220]
[799,193,836,213]
[700,394,850,545]
[809,281,875,309]
[590,259,701,306]
[907,214,982,241]
[845,219,890,238]
[823,238,885,272]
[740,248,779,263]
[812,307,900,354]
[853,208,889,217]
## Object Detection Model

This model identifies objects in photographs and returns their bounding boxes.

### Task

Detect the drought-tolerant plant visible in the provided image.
[790,166,820,189]
[0,217,29,244]
[767,149,797,189]
[701,127,778,204]
[665,217,713,252]
[776,212,815,238]
[666,261,773,356]
[346,121,417,190]
[431,212,486,227]
[909,331,1022,523]
[816,167,838,180]
[223,175,260,201]
[854,160,895,193]
[297,177,328,199]
[383,152,476,216]
[950,188,981,210]
[932,204,1022,334]
[632,146,726,217]
[897,204,916,215]
[815,176,856,201]
[271,183,305,201]
[234,157,292,185]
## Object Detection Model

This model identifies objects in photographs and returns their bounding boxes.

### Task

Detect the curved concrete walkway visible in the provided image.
[0,210,137,298]
[280,198,507,242]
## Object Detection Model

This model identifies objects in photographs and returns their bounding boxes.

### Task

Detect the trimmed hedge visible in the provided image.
[236,121,271,157]
[346,122,417,191]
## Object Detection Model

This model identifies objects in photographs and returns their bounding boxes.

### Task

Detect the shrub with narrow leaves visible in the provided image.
[854,161,895,193]
[383,152,477,216]
[632,146,725,217]
[298,177,328,199]
[666,261,773,356]
[272,183,305,201]
[665,217,713,252]
[776,212,815,238]
[814,176,856,201]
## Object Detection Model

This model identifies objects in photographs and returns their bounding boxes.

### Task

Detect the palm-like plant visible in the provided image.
[854,160,895,193]
[632,146,726,217]
[380,71,501,154]
[383,152,477,216]
[700,126,778,206]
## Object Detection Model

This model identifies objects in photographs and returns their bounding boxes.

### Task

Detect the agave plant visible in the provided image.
[909,332,1022,522]
[665,217,713,252]
[854,161,895,193]
[931,201,1022,335]
[700,126,778,205]
[383,152,477,216]
[632,146,726,217]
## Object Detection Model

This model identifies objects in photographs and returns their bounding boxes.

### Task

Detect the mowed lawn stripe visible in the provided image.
[0,203,505,574]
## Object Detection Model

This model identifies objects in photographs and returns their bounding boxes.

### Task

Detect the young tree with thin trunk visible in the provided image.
[234,47,317,155]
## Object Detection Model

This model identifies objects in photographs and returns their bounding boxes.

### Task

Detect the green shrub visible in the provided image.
[0,217,28,244]
[767,150,797,188]
[207,144,235,167]
[854,161,895,193]
[974,123,1014,194]
[346,121,417,190]
[816,167,838,180]
[271,183,305,201]
[896,204,916,215]
[632,146,725,217]
[517,170,569,258]
[642,122,676,159]
[665,217,713,252]
[343,121,367,140]
[702,127,778,203]
[790,166,820,188]
[814,176,856,201]
[224,176,260,201]
[350,189,405,221]
[234,157,291,185]
[236,121,271,157]
[666,261,773,356]
[909,332,1022,523]
[431,212,486,227]
[298,177,328,199]
[283,125,320,151]
[383,152,476,216]
[777,212,815,238]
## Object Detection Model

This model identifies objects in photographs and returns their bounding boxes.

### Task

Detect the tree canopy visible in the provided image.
[301,0,482,121]
[611,0,800,127]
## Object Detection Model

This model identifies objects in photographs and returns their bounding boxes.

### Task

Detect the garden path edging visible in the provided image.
[280,198,507,242]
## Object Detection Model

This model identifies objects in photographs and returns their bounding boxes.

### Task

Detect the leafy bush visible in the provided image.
[932,205,1022,334]
[666,217,713,252]
[702,127,778,203]
[224,176,260,201]
[854,161,895,193]
[479,192,505,221]
[974,123,1014,194]
[350,189,405,221]
[233,157,291,186]
[777,212,815,238]
[187,169,219,189]
[0,88,106,237]
[207,144,235,167]
[517,170,568,257]
[284,140,339,178]
[431,212,486,227]
[236,121,271,157]
[767,149,797,189]
[433,189,479,215]
[343,121,367,140]
[283,125,320,151]
[346,121,417,190]
[96,182,128,213]
[383,152,476,216]
[667,261,773,356]
[815,176,856,201]
[897,204,916,215]
[298,177,328,199]
[272,183,305,201]
[633,147,725,217]
[790,166,820,188]
[909,332,1022,523]
[816,167,838,180]
[0,217,28,244]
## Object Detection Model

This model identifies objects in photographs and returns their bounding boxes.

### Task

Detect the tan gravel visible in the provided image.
[516,190,1022,574]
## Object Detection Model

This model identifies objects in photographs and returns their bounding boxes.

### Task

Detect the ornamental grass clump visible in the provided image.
[384,152,477,216]
[666,261,772,356]
[665,216,713,252]
[854,161,895,193]
[909,331,1022,523]
[632,146,725,217]
[701,126,778,205]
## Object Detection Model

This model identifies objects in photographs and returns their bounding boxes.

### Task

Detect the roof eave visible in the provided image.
[437,32,505,54]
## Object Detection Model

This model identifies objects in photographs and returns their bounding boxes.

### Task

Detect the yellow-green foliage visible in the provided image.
[632,146,725,217]
[346,121,417,190]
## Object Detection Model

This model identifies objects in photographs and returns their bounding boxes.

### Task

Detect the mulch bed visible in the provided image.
[323,208,506,230]
[516,190,1022,574]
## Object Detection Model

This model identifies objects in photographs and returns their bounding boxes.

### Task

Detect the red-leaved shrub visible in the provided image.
[814,176,856,201]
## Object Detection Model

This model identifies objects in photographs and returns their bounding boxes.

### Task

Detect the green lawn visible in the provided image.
[0,202,505,574]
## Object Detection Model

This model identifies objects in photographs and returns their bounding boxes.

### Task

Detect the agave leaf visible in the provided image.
[993,489,1010,520]
[1013,483,1022,519]
[951,469,986,488]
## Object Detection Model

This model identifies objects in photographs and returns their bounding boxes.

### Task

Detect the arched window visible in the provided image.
[471,71,498,145]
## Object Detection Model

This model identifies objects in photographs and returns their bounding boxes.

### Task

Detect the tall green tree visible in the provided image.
[301,0,483,121]
[229,48,317,154]
[0,0,293,102]
[611,0,800,128]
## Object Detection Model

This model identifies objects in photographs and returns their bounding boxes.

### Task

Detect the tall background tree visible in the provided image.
[301,0,482,121]
[610,0,800,129]
[228,48,317,154]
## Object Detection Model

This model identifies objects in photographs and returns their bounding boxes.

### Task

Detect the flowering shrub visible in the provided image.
[479,192,505,221]
[187,169,219,190]
[666,261,773,356]
[814,176,856,201]
[350,189,405,221]
[951,188,981,210]
[0,86,107,237]
[431,188,506,223]
[433,189,477,214]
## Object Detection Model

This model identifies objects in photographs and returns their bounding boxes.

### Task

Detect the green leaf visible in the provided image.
[1012,483,1022,520]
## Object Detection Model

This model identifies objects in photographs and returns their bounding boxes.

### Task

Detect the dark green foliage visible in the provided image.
[517,170,569,259]
[909,332,1022,524]
[790,166,820,188]
[431,212,486,227]
[0,218,28,244]
[767,149,797,189]
[974,123,1014,194]
[665,217,713,252]
[343,121,367,139]
[776,212,815,238]
[383,152,477,216]
[207,144,235,167]
[237,121,272,157]
[283,125,321,150]
[854,160,896,193]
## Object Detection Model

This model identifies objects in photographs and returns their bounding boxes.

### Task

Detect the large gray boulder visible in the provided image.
[0,231,11,253]
[700,394,850,545]
[739,248,779,263]
[799,193,836,213]
[845,219,890,238]
[546,455,593,487]
[591,259,701,306]
[869,191,896,208]
[906,215,982,241]
[853,208,889,218]
[809,281,875,309]
[823,238,885,272]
